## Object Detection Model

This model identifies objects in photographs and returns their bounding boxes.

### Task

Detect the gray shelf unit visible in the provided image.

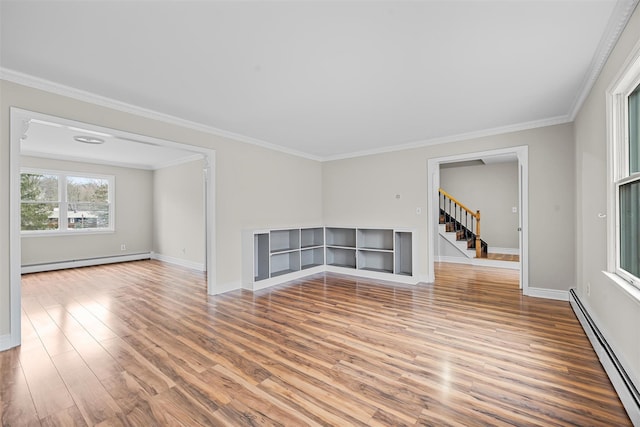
[243,226,414,290]
[301,227,325,269]
[325,227,357,269]
[394,231,413,276]
[253,233,270,281]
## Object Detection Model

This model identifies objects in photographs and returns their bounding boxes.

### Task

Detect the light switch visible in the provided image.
[512,206,517,213]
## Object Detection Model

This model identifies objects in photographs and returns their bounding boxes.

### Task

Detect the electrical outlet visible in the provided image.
[120,244,126,251]
[586,282,591,296]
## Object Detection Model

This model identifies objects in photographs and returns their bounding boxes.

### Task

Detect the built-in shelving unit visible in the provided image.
[242,226,415,291]
[301,227,325,270]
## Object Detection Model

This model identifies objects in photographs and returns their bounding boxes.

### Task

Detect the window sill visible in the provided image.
[602,271,640,305]
[21,229,115,238]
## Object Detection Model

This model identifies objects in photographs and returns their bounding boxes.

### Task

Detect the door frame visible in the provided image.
[426,145,529,293]
[8,107,217,349]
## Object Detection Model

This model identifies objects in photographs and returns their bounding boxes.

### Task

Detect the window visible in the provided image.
[20,169,114,233]
[618,85,640,284]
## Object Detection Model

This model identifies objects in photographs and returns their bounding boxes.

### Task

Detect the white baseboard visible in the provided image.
[21,252,152,274]
[570,290,640,425]
[488,247,519,255]
[526,286,569,301]
[151,253,205,272]
[437,256,520,270]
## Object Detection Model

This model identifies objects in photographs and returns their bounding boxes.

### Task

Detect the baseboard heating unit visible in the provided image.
[569,289,640,426]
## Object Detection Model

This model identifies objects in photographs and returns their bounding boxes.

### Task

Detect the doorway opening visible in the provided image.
[8,108,217,349]
[427,146,528,294]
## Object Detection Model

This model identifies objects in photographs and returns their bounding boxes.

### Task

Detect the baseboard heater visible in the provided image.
[569,289,640,426]
[21,252,152,274]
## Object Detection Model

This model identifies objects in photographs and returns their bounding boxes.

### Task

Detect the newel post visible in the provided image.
[475,210,481,258]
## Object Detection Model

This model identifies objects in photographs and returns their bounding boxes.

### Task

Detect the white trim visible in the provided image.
[0,68,601,165]
[427,146,529,292]
[21,150,205,171]
[1,68,322,162]
[606,34,640,289]
[154,153,205,170]
[323,116,569,162]
[247,266,327,291]
[568,0,639,121]
[436,256,520,271]
[21,253,152,274]
[325,265,419,285]
[20,167,115,234]
[570,290,640,425]
[151,253,205,272]
[526,287,569,301]
[9,110,22,350]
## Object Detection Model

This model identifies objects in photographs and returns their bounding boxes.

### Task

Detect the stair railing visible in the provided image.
[439,188,482,258]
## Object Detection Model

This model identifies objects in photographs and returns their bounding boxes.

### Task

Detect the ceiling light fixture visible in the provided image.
[74,135,105,145]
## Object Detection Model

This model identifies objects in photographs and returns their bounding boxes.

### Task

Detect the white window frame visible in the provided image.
[20,167,115,236]
[607,49,640,289]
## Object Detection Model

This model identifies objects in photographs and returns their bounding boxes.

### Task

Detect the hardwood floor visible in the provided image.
[1,261,630,426]
[485,253,519,262]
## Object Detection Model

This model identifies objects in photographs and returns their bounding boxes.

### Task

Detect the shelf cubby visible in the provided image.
[301,247,324,269]
[254,233,270,281]
[326,247,356,268]
[326,227,356,248]
[357,228,393,251]
[270,251,301,277]
[358,250,394,273]
[395,231,413,276]
[301,227,324,248]
[270,229,300,253]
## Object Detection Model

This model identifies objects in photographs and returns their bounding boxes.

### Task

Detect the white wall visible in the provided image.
[574,3,640,390]
[153,158,205,269]
[0,79,323,338]
[440,161,519,250]
[20,156,154,266]
[323,123,575,289]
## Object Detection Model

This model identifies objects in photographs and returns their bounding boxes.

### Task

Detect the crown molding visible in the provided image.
[0,67,574,163]
[321,115,571,162]
[0,68,322,162]
[569,0,639,121]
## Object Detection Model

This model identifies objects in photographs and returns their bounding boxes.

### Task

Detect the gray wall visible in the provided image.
[20,156,154,266]
[574,3,640,390]
[323,122,575,289]
[440,161,519,250]
[153,159,205,268]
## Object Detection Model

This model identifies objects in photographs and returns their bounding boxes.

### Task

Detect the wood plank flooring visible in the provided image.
[1,260,630,426]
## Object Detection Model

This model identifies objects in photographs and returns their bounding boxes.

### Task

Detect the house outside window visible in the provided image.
[20,169,114,233]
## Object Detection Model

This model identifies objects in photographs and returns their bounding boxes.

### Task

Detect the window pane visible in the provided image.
[629,85,640,174]
[67,202,109,229]
[620,179,640,278]
[21,203,59,230]
[67,176,110,229]
[21,173,58,201]
[20,173,59,230]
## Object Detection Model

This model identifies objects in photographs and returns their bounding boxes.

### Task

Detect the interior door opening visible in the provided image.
[8,108,217,350]
[427,146,528,293]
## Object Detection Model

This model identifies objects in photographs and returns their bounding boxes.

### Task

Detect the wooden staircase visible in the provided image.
[439,188,488,258]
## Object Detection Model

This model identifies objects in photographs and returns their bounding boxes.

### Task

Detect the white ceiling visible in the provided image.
[21,119,203,170]
[1,1,637,161]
